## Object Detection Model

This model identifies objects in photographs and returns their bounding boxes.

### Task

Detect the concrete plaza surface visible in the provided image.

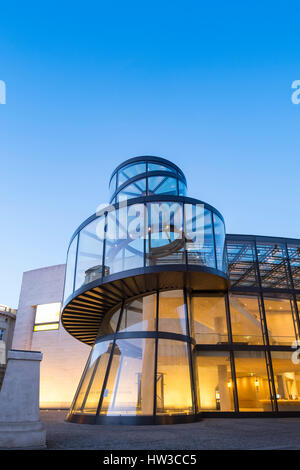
[39,410,300,450]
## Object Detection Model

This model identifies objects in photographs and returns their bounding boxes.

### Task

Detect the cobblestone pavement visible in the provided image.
[39,410,300,450]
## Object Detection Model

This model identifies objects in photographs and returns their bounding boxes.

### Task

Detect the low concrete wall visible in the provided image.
[0,349,46,448]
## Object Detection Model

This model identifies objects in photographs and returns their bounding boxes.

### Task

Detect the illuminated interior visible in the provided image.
[69,290,195,418]
[62,157,300,423]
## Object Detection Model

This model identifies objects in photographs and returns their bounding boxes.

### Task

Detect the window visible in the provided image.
[234,351,271,411]
[191,295,228,344]
[72,341,114,415]
[118,295,156,333]
[0,329,4,340]
[195,351,234,411]
[213,213,227,272]
[185,206,215,269]
[271,351,300,411]
[100,338,155,416]
[75,218,105,290]
[148,162,174,173]
[117,163,146,187]
[34,302,61,331]
[158,290,186,335]
[229,294,264,345]
[156,339,194,415]
[263,297,298,345]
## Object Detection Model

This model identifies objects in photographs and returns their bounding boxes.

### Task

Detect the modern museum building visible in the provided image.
[11,156,300,425]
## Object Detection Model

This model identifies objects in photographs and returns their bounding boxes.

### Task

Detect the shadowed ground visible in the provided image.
[40,410,300,450]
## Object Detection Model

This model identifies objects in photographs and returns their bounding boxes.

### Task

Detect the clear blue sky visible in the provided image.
[0,1,299,307]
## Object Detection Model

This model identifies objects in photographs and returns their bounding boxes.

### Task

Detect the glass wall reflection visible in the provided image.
[185,207,215,268]
[63,201,227,303]
[100,338,155,416]
[72,340,113,415]
[75,218,105,291]
[109,159,187,203]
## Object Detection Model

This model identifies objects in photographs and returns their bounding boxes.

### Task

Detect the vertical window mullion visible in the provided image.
[143,203,147,268]
[95,341,116,419]
[184,288,197,415]
[254,240,278,412]
[153,290,159,418]
[95,299,124,419]
[73,233,80,293]
[183,203,188,265]
[102,212,108,278]
[224,292,233,344]
[211,211,218,270]
[286,243,300,338]
[229,350,239,413]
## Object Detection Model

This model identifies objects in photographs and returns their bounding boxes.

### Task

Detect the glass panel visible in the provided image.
[226,238,258,287]
[263,297,297,345]
[72,341,113,414]
[63,235,78,301]
[156,339,193,415]
[178,179,187,196]
[148,162,175,173]
[146,202,184,265]
[118,163,146,187]
[229,294,264,345]
[119,295,156,332]
[288,243,300,289]
[105,205,145,275]
[256,242,290,289]
[234,351,271,411]
[117,179,146,201]
[271,351,300,411]
[213,213,227,272]
[185,206,215,268]
[100,338,155,416]
[98,308,121,335]
[148,176,165,193]
[191,295,228,344]
[195,351,234,411]
[75,217,105,290]
[152,176,178,196]
[158,290,186,335]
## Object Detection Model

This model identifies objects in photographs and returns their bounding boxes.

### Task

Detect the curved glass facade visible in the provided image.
[63,199,227,303]
[66,235,300,421]
[68,290,195,420]
[62,157,300,423]
[109,157,187,203]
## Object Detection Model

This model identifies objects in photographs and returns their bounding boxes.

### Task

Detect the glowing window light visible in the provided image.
[34,323,59,332]
[34,302,61,331]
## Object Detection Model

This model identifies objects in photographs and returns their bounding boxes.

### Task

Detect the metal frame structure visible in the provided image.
[61,157,300,424]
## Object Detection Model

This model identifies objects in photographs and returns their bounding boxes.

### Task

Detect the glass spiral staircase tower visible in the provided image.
[61,156,229,424]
